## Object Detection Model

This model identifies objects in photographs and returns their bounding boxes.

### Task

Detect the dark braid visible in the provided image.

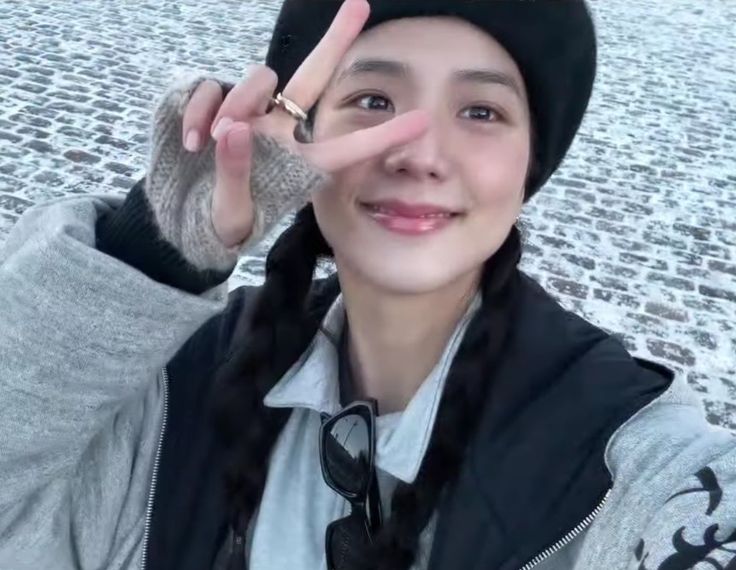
[369,227,522,570]
[215,203,522,569]
[214,203,334,529]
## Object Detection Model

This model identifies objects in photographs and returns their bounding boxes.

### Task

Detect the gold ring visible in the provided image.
[271,92,308,122]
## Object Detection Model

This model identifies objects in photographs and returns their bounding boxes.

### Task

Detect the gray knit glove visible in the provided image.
[144,75,329,272]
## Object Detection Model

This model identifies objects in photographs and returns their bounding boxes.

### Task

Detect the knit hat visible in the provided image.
[265,0,597,200]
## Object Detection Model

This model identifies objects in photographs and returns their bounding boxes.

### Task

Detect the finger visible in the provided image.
[211,65,278,141]
[300,110,430,172]
[215,123,253,219]
[281,0,370,111]
[182,80,223,152]
[213,122,255,247]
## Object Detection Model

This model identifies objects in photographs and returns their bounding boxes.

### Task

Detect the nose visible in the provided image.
[382,121,450,182]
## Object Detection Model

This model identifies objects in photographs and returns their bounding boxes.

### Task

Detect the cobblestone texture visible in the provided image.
[1,0,734,427]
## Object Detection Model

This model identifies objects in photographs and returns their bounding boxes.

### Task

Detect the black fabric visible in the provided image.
[145,272,673,570]
[326,511,374,570]
[145,285,263,570]
[264,0,597,200]
[95,179,233,295]
[427,275,673,570]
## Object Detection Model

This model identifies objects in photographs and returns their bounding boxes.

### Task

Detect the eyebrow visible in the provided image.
[335,58,524,100]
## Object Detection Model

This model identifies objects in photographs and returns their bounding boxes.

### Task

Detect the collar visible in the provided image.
[263,292,481,483]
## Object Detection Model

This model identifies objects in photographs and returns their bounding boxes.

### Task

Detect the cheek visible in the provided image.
[464,136,530,210]
[312,162,370,207]
[311,182,342,241]
[311,104,354,142]
[310,162,371,242]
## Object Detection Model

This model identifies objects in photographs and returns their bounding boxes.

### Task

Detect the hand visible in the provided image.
[180,0,430,248]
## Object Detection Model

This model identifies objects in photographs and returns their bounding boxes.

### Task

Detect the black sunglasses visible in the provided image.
[319,400,383,570]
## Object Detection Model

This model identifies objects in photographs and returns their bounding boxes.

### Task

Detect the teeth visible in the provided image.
[363,204,453,218]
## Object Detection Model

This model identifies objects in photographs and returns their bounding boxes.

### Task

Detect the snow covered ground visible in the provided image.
[1,0,734,427]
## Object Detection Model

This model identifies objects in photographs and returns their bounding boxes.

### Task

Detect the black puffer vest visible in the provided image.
[144,273,672,570]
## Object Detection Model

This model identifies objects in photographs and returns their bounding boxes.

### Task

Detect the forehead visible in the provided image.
[328,16,528,106]
[338,16,522,80]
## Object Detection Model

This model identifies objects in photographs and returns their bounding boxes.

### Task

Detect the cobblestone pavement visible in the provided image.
[1,0,735,427]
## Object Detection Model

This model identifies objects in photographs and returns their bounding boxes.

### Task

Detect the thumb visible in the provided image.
[212,122,255,247]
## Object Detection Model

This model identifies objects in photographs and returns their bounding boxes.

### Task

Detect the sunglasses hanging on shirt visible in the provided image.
[319,399,383,570]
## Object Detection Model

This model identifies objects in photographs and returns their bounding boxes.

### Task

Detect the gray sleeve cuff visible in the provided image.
[143,75,330,272]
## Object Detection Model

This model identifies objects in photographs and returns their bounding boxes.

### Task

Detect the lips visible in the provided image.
[359,199,461,236]
[359,200,460,219]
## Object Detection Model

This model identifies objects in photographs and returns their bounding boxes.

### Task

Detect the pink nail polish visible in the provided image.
[184,130,200,152]
[212,117,234,141]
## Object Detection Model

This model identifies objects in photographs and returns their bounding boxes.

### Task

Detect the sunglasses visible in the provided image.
[319,400,383,570]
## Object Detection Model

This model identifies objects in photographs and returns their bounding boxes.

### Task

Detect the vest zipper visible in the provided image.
[140,366,170,570]
[517,489,611,570]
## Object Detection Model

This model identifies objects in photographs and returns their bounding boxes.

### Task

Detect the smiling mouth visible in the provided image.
[358,200,463,235]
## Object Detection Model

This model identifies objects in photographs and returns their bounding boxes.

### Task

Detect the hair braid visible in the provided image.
[215,205,523,570]
[215,203,335,528]
[370,226,523,570]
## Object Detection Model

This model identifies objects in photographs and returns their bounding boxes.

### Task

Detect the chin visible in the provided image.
[335,249,479,296]
[313,196,492,296]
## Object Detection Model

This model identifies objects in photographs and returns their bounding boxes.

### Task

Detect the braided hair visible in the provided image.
[214,204,333,524]
[369,227,521,570]
[214,197,523,569]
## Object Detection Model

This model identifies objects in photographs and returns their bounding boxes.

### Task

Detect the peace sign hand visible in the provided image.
[181,0,430,250]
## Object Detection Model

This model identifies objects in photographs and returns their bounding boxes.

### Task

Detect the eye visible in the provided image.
[351,93,394,112]
[460,105,503,122]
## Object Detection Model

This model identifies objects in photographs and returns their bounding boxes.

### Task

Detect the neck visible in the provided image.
[336,261,481,414]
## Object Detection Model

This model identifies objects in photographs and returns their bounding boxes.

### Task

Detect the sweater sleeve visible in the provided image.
[589,373,736,569]
[96,178,233,295]
[140,74,330,273]
[0,72,327,513]
[96,74,329,293]
[0,193,230,508]
[627,438,736,569]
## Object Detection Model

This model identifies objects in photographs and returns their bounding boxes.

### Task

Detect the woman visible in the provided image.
[1,0,734,569]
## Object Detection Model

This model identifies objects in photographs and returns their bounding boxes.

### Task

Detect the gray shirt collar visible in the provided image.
[264,292,481,483]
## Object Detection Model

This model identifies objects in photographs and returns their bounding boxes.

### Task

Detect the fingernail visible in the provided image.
[184,130,200,152]
[227,125,251,153]
[212,117,234,141]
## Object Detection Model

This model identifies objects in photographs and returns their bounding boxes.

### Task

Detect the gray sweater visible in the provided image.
[1,78,735,570]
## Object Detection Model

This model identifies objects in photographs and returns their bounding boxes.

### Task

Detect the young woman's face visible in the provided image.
[311,16,532,294]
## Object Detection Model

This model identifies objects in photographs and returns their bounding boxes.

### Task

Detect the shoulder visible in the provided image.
[509,273,668,396]
[166,275,339,378]
[514,272,618,354]
[166,284,262,378]
[515,274,734,483]
[601,373,736,568]
[606,369,735,491]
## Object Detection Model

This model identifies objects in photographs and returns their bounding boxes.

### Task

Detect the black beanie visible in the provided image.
[265,0,597,201]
